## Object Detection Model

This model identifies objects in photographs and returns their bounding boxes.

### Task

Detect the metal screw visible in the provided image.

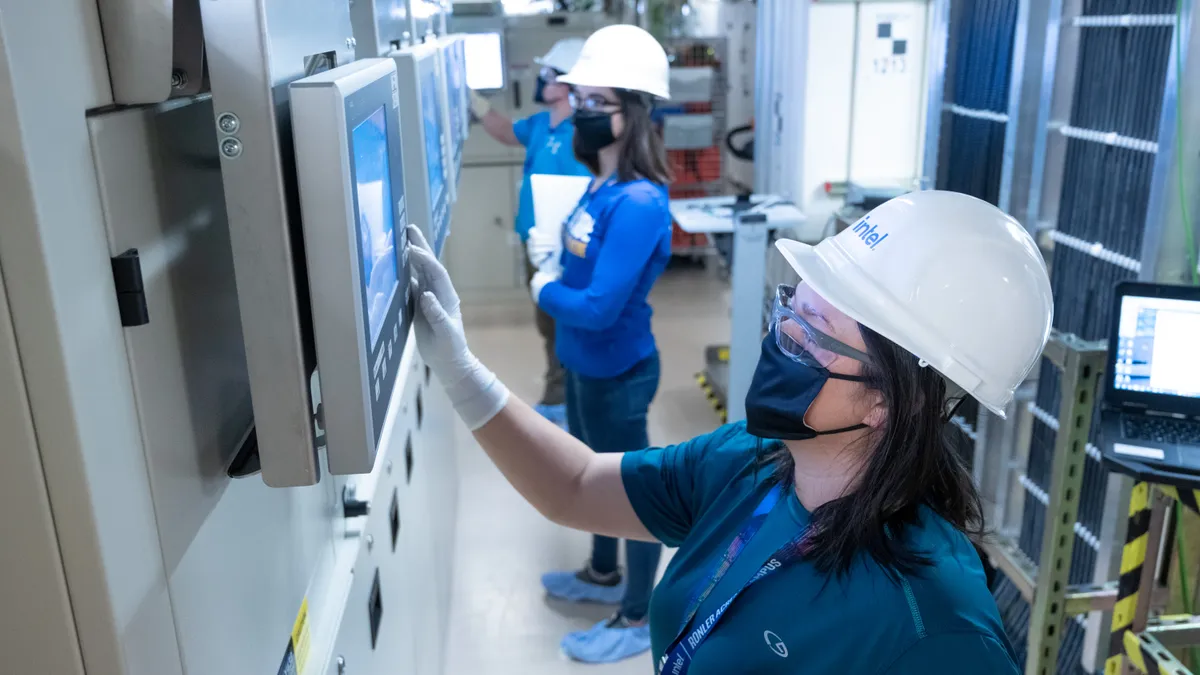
[171,69,188,90]
[220,138,243,159]
[386,460,394,475]
[217,113,240,135]
[366,534,374,552]
[336,656,346,674]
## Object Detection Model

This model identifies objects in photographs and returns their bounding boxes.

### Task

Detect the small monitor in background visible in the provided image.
[420,56,449,209]
[289,58,412,475]
[462,32,505,90]
[454,37,471,136]
[1099,281,1200,479]
[392,42,454,257]
[1111,291,1200,400]
[436,37,465,183]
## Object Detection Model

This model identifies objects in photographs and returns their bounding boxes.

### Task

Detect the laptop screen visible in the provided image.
[1112,293,1200,400]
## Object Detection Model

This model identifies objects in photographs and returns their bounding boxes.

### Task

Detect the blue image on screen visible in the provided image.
[421,64,446,205]
[353,106,399,347]
[446,49,464,147]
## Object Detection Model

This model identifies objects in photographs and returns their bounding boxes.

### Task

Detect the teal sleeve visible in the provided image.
[513,114,538,147]
[620,423,753,548]
[880,633,1019,675]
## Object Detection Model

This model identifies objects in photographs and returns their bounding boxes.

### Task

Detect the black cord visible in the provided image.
[725,123,754,161]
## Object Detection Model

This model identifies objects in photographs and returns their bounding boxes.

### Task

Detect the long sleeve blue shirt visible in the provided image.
[537,178,673,378]
[512,112,592,241]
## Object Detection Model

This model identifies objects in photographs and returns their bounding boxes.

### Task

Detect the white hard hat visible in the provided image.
[534,37,586,74]
[559,25,670,99]
[775,190,1053,417]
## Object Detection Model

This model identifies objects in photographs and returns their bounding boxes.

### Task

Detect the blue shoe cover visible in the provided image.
[541,569,625,605]
[534,403,568,429]
[561,618,652,663]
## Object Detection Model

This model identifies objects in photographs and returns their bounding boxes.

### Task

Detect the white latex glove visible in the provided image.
[525,227,563,278]
[407,224,509,430]
[530,269,556,304]
[469,90,491,122]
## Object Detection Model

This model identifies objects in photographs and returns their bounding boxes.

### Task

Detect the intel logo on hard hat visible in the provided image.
[850,216,889,250]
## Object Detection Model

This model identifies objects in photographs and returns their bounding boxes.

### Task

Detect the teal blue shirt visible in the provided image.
[621,422,1019,674]
[512,112,591,241]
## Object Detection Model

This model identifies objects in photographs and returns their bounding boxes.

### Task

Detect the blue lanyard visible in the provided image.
[657,485,807,675]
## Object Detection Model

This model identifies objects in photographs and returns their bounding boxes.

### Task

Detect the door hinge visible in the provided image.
[110,249,149,327]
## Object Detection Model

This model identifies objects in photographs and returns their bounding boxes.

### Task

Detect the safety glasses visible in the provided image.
[772,284,872,369]
[568,90,621,113]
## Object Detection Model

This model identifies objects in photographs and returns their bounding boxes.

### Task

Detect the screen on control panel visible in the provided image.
[420,62,447,208]
[352,106,400,346]
[463,32,504,90]
[445,45,465,150]
[1113,294,1200,399]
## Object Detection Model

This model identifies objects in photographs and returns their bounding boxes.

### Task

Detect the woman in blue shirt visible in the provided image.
[408,187,1053,673]
[469,37,592,427]
[521,25,675,663]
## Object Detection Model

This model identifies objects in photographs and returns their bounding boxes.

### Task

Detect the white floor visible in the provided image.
[444,267,731,674]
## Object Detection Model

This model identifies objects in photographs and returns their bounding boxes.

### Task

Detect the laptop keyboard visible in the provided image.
[1123,416,1200,445]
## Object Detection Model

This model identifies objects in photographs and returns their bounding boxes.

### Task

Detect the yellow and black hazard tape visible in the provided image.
[1107,482,1152,675]
[1120,629,1193,675]
[694,372,727,424]
[1156,485,1200,516]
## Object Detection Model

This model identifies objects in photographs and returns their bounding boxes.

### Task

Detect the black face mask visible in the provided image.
[573,109,618,154]
[534,75,548,104]
[745,330,870,441]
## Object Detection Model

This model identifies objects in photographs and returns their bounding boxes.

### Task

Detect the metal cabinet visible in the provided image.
[444,164,526,301]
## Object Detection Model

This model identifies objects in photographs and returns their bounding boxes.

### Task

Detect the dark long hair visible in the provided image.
[574,89,673,185]
[760,325,984,578]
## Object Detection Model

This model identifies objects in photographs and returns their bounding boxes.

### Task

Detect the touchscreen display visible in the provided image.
[421,63,447,205]
[352,106,399,346]
[446,47,465,147]
[463,32,504,90]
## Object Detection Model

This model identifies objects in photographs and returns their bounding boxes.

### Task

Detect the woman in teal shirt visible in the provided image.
[407,185,1049,672]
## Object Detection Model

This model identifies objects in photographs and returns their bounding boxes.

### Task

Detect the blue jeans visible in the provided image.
[565,353,663,621]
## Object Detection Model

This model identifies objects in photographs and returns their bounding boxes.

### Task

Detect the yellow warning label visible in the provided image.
[291,597,311,675]
[717,347,730,362]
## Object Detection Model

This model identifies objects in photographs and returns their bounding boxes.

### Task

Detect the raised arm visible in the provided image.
[470,92,520,146]
[406,225,654,541]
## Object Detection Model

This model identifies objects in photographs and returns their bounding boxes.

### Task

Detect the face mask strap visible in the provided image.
[827,372,869,383]
[812,422,869,436]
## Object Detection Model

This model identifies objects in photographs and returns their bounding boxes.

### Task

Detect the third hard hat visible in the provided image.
[559,25,670,99]
[774,191,1053,417]
[534,37,586,74]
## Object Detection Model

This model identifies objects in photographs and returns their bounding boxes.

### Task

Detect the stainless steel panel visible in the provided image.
[0,248,85,675]
[95,0,206,103]
[443,164,523,300]
[95,0,173,103]
[89,96,339,668]
[199,0,356,486]
[87,97,251,569]
[0,3,179,672]
[352,0,413,58]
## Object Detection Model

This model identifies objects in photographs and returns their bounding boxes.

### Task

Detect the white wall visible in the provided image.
[796,1,930,238]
